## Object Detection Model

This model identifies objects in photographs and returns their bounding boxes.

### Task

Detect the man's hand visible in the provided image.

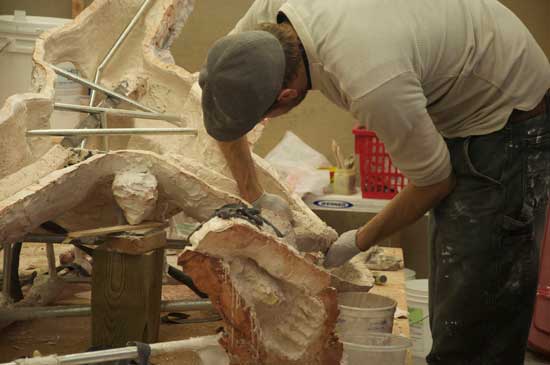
[323,229,361,268]
[252,192,292,220]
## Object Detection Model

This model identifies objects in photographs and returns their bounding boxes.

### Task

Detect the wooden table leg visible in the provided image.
[91,230,165,348]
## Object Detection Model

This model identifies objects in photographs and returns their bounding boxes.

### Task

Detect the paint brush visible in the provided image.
[331,140,341,168]
[332,140,346,168]
[344,154,355,169]
[336,145,345,169]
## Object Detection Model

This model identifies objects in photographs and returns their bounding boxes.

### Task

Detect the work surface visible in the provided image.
[0,245,411,364]
[368,247,411,365]
[369,247,409,337]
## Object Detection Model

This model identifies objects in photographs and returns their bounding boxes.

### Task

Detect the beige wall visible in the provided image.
[175,0,550,161]
[500,0,550,55]
[0,0,94,18]
[2,0,549,161]
[175,0,356,161]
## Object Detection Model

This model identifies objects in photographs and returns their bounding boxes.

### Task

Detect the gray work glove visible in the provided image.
[252,192,293,220]
[323,229,362,268]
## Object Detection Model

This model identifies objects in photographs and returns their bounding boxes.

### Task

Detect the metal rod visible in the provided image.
[161,299,213,312]
[48,63,157,113]
[60,276,175,285]
[100,112,109,151]
[0,346,136,365]
[53,102,182,122]
[0,300,213,322]
[21,234,190,249]
[46,243,57,278]
[27,127,197,137]
[55,347,137,365]
[0,336,222,365]
[90,0,152,107]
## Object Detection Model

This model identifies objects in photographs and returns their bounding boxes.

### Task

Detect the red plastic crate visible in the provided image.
[353,127,407,199]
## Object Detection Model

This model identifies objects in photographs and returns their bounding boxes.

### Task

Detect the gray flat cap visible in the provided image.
[199,31,285,141]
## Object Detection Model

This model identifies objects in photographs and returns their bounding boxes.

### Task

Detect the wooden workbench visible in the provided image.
[368,247,412,364]
[369,247,409,337]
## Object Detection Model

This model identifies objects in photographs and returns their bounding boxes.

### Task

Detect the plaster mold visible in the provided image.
[179,218,343,364]
[112,169,159,224]
[0,150,242,244]
[0,0,336,251]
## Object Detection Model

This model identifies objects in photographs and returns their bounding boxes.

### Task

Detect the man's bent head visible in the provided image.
[199,31,285,141]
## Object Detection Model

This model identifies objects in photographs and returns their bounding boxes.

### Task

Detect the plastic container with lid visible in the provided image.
[340,332,412,365]
[406,279,432,358]
[337,292,397,336]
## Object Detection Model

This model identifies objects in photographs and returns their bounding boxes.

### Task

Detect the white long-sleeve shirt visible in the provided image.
[231,0,550,186]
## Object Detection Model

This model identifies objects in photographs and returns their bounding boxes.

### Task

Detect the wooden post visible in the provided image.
[2,243,13,300]
[91,229,165,348]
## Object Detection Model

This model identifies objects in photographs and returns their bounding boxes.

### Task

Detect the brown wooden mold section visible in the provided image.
[178,250,343,365]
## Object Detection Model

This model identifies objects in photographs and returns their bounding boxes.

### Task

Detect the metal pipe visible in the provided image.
[53,102,182,122]
[48,64,157,113]
[60,277,177,285]
[0,346,137,365]
[21,234,190,249]
[0,305,91,321]
[27,127,198,137]
[100,112,109,151]
[0,336,223,365]
[54,347,137,365]
[161,299,213,313]
[90,0,152,107]
[0,300,213,322]
[53,103,181,122]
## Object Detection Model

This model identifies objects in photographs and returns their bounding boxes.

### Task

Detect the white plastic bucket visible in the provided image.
[0,10,82,116]
[404,268,416,281]
[341,333,412,365]
[337,292,397,336]
[406,279,432,358]
[0,11,70,102]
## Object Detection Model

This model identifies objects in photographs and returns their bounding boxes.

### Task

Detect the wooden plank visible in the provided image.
[91,243,164,347]
[63,221,168,243]
[103,229,167,255]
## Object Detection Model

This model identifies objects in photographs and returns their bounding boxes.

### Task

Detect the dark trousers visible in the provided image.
[428,93,550,365]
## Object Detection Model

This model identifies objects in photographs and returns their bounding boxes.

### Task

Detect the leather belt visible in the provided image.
[509,90,549,123]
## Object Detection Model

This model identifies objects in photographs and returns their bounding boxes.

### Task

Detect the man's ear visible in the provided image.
[277,88,298,103]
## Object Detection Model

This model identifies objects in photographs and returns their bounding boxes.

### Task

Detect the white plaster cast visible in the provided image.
[0,0,336,252]
[181,218,342,364]
[0,150,242,244]
[112,169,159,224]
[0,145,70,202]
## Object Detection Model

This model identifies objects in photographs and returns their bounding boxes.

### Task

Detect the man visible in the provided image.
[198,0,550,363]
